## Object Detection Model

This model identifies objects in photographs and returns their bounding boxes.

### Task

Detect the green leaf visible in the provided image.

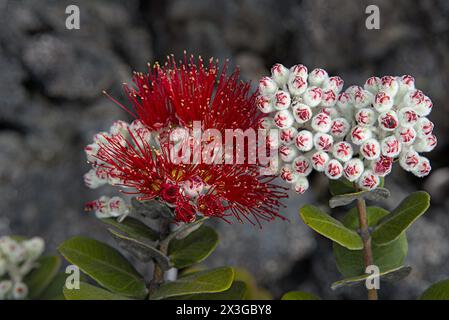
[299,205,363,250]
[109,228,171,270]
[329,188,390,208]
[169,281,247,300]
[58,236,147,298]
[420,279,449,300]
[281,291,321,300]
[331,266,412,290]
[131,198,173,219]
[329,177,384,196]
[102,217,159,241]
[63,282,131,300]
[24,255,61,299]
[38,272,67,300]
[333,207,408,277]
[151,267,234,300]
[372,191,430,246]
[168,226,218,269]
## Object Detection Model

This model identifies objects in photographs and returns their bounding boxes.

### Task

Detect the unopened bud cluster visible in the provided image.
[0,236,45,300]
[257,64,436,193]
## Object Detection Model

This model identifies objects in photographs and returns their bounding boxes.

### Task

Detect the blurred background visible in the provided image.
[1,0,448,299]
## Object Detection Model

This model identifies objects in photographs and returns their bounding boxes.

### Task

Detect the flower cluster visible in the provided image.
[257,64,437,193]
[84,55,287,226]
[0,236,45,300]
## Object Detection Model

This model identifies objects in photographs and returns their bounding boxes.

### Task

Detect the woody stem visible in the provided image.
[148,216,170,297]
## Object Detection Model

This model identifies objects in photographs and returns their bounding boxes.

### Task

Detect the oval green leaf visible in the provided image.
[24,255,61,299]
[63,281,131,300]
[420,279,449,300]
[169,281,247,300]
[300,205,363,250]
[281,291,321,300]
[102,217,159,241]
[151,267,234,300]
[58,236,147,298]
[372,191,430,246]
[168,226,218,269]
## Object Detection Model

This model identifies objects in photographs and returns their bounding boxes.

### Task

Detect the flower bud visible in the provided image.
[273,90,291,110]
[381,135,402,157]
[110,120,129,136]
[414,95,433,117]
[273,109,294,129]
[293,156,313,176]
[379,76,399,97]
[259,76,278,95]
[257,117,274,131]
[0,237,26,263]
[325,159,343,180]
[280,165,299,184]
[330,118,350,138]
[290,64,309,78]
[320,89,338,107]
[332,141,353,162]
[414,117,434,138]
[403,89,425,109]
[396,127,417,146]
[278,127,296,146]
[83,169,106,189]
[308,68,328,86]
[295,130,314,152]
[311,112,332,133]
[293,177,310,194]
[303,86,323,107]
[314,133,334,152]
[414,134,437,153]
[279,145,299,163]
[412,156,431,177]
[12,282,28,300]
[352,87,373,109]
[292,102,312,124]
[22,237,45,260]
[350,125,372,145]
[358,170,380,190]
[288,74,308,96]
[374,91,393,112]
[360,138,381,160]
[399,149,420,171]
[372,155,393,177]
[256,95,275,113]
[343,158,364,182]
[93,196,111,219]
[355,108,376,127]
[364,76,380,94]
[84,143,100,164]
[397,75,415,97]
[336,92,352,116]
[378,110,399,132]
[311,151,330,172]
[323,76,344,93]
[271,63,290,86]
[397,107,418,128]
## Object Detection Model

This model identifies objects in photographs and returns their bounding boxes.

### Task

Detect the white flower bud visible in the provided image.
[399,149,420,172]
[290,64,309,79]
[412,156,431,177]
[259,76,278,95]
[332,141,353,162]
[0,280,13,299]
[303,86,323,107]
[280,165,299,184]
[273,90,291,110]
[311,112,332,133]
[372,155,393,177]
[94,196,111,219]
[403,89,425,109]
[378,110,399,132]
[293,156,313,176]
[397,75,415,97]
[295,130,314,152]
[325,159,343,180]
[415,95,433,117]
[379,76,399,97]
[396,127,417,146]
[83,169,106,189]
[0,237,26,263]
[355,108,376,127]
[308,68,328,86]
[12,282,28,300]
[414,117,434,138]
[288,74,308,96]
[93,131,110,144]
[84,143,100,164]
[352,87,374,109]
[311,151,330,172]
[397,107,418,128]
[273,109,294,129]
[279,145,299,163]
[360,139,381,160]
[323,76,344,93]
[110,120,129,136]
[257,117,275,131]
[364,76,380,94]
[414,134,437,153]
[292,102,313,124]
[256,95,275,113]
[350,125,372,145]
[320,89,338,107]
[279,127,297,145]
[374,91,394,112]
[330,118,350,138]
[22,237,45,260]
[271,63,290,86]
[314,132,334,152]
[343,158,364,182]
[358,170,380,190]
[381,135,402,157]
[293,177,310,194]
